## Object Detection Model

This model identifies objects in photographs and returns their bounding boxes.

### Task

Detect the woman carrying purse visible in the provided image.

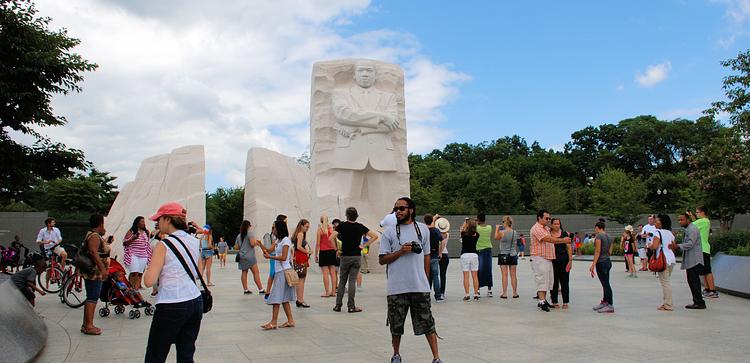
[261,220,296,330]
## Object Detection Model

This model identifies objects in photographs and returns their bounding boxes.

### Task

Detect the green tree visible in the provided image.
[689,130,750,230]
[27,169,118,219]
[0,0,98,204]
[206,187,244,247]
[588,168,648,225]
[531,174,569,213]
[565,116,723,180]
[706,49,750,140]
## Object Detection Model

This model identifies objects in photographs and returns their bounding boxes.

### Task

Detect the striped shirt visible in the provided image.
[123,230,152,265]
[530,222,555,260]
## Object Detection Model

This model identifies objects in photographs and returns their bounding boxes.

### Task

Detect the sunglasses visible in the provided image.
[393,206,409,212]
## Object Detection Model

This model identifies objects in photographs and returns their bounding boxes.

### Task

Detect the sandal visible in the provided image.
[562,304,569,309]
[512,294,519,298]
[500,295,508,299]
[552,304,560,309]
[347,306,363,313]
[280,321,295,328]
[258,290,265,294]
[81,326,102,335]
[260,323,277,330]
[244,290,252,295]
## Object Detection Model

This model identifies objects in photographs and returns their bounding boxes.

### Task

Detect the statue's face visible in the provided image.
[354,63,375,88]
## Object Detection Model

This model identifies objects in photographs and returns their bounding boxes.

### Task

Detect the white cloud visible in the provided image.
[658,107,705,120]
[32,0,467,189]
[635,61,671,87]
[718,0,750,22]
[616,84,625,91]
[711,0,750,47]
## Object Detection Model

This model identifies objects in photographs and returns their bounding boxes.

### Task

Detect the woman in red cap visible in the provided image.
[144,202,204,362]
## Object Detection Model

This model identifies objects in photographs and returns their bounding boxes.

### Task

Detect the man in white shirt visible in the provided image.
[641,215,657,265]
[36,218,67,269]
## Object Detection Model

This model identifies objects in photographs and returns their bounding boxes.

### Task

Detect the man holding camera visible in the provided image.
[379,197,441,363]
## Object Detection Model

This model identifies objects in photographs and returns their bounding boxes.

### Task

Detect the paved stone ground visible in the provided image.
[33,258,750,362]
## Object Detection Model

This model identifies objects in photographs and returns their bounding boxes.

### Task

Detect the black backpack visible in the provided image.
[429,227,442,254]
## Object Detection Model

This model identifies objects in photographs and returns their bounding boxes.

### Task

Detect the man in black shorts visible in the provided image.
[379,197,441,363]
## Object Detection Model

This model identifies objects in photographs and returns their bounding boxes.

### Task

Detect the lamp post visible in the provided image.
[656,188,668,211]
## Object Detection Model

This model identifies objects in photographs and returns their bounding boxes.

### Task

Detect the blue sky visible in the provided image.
[343,0,746,150]
[37,0,749,191]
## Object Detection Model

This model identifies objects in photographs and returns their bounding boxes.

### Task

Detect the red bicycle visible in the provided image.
[37,244,66,294]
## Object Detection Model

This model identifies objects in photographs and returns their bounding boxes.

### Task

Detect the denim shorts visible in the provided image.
[201,249,213,259]
[84,279,103,303]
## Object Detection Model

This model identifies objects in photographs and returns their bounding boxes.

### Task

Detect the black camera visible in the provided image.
[408,241,422,254]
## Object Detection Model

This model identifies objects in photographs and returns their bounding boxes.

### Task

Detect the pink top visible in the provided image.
[319,227,335,251]
[123,230,152,265]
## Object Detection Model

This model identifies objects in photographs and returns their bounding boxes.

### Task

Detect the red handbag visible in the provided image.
[648,231,666,273]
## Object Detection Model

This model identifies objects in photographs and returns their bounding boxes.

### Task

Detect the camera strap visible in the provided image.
[395,222,423,244]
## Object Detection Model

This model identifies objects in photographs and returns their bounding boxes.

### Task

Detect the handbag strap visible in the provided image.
[163,234,209,292]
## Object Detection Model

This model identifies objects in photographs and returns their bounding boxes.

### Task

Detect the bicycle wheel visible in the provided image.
[38,266,64,293]
[62,274,87,308]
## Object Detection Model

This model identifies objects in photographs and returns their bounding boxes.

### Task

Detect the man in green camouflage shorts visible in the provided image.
[379,197,441,363]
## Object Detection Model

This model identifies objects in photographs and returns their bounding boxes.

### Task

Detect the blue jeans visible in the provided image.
[595,259,613,305]
[429,258,441,298]
[145,296,203,363]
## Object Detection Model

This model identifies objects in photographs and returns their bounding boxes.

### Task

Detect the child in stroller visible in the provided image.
[98,259,154,319]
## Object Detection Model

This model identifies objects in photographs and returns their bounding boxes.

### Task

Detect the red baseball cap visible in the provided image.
[150,202,187,221]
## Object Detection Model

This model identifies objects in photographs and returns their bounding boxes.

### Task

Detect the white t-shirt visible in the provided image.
[157,230,201,304]
[656,229,677,265]
[642,224,657,247]
[378,222,431,296]
[274,237,293,271]
[380,213,397,229]
[36,227,62,251]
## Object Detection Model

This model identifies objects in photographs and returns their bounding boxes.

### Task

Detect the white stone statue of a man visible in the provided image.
[329,60,402,200]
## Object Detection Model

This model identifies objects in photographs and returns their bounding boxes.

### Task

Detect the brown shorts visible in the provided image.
[386,292,436,336]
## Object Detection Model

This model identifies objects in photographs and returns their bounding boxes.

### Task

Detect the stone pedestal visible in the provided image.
[105,145,205,261]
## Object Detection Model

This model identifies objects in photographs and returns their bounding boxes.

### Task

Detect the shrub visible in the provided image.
[711,231,750,255]
[727,243,750,256]
[577,237,623,256]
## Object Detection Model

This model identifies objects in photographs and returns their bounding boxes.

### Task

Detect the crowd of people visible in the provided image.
[9,199,723,363]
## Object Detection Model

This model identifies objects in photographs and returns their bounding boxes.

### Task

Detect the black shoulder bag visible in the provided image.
[498,230,516,265]
[163,234,213,314]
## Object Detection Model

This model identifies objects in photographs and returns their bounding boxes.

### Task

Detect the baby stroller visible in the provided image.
[0,245,19,274]
[99,259,155,319]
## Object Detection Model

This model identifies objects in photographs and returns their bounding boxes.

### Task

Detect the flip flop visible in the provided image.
[500,295,508,299]
[280,322,295,328]
[261,323,277,330]
[82,326,102,335]
[512,294,519,298]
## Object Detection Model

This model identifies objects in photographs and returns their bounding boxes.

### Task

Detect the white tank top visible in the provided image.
[156,230,201,304]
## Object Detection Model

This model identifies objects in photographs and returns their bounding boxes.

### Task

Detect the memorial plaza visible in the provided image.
[33,257,750,363]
